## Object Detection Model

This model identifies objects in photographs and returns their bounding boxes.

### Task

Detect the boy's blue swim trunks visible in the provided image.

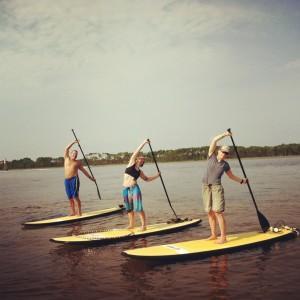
[64,176,80,199]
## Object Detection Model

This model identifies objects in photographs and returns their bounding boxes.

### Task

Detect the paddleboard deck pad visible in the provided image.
[50,218,201,245]
[123,226,298,260]
[23,206,124,226]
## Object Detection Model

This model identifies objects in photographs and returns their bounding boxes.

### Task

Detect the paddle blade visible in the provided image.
[167,217,189,224]
[95,182,102,200]
[258,210,270,232]
[96,189,101,200]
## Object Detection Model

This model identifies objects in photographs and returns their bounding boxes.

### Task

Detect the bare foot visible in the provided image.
[126,225,134,230]
[138,226,147,232]
[206,235,217,240]
[69,213,76,216]
[215,237,227,244]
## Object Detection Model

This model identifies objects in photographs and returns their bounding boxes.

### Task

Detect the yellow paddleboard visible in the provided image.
[23,206,124,226]
[50,218,201,245]
[123,226,298,260]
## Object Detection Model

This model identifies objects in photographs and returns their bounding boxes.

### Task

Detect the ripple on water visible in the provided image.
[1,158,300,299]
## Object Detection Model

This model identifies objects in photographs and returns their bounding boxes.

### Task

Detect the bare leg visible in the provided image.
[127,211,135,229]
[69,199,76,216]
[215,212,227,244]
[75,197,82,216]
[138,211,147,231]
[207,211,217,240]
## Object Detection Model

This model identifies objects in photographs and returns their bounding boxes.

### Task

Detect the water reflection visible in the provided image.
[126,238,148,250]
[66,224,83,236]
[120,252,230,299]
[49,245,86,267]
[2,157,300,299]
[49,223,94,268]
[208,255,229,300]
[120,256,154,299]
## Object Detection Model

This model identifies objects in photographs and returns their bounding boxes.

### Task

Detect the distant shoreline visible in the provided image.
[2,155,300,172]
[1,145,300,171]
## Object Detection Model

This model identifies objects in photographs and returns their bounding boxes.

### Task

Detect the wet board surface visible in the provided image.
[123,227,298,260]
[50,218,202,244]
[23,206,124,226]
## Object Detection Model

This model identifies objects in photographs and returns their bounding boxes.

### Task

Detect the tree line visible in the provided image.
[1,143,300,170]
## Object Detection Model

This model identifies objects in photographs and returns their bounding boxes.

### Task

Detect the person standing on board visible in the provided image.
[64,140,95,216]
[202,131,248,243]
[123,139,160,231]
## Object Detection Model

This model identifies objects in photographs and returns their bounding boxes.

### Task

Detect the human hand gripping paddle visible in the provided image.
[147,139,185,223]
[227,128,270,232]
[71,129,102,200]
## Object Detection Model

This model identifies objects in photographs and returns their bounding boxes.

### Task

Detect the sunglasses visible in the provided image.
[221,151,229,155]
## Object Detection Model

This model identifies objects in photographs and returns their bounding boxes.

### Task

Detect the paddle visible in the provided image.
[71,129,102,200]
[147,139,183,222]
[227,128,270,232]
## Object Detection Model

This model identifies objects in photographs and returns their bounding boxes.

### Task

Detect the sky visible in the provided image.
[1,0,300,160]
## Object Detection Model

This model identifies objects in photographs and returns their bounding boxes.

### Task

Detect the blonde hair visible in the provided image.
[136,156,145,161]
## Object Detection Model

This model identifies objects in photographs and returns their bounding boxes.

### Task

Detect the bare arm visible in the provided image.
[140,170,160,182]
[226,169,248,184]
[78,163,95,181]
[208,131,231,157]
[127,139,149,167]
[64,140,78,159]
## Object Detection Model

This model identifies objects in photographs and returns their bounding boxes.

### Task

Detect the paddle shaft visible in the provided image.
[147,141,178,219]
[227,128,270,232]
[71,129,101,200]
[227,130,259,211]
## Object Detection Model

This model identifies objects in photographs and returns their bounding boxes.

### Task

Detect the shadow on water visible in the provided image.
[120,252,230,300]
[119,238,299,299]
[49,244,86,269]
[121,257,155,299]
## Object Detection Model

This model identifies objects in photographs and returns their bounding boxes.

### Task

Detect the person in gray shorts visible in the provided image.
[202,130,248,244]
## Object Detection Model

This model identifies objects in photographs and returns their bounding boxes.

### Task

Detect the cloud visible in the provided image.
[0,0,269,57]
[0,0,286,110]
[284,58,300,70]
[0,0,270,96]
[1,0,300,159]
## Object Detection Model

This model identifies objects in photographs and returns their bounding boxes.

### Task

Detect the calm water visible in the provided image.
[1,157,300,300]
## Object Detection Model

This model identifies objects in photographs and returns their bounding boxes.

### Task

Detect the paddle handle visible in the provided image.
[147,139,178,219]
[71,129,102,200]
